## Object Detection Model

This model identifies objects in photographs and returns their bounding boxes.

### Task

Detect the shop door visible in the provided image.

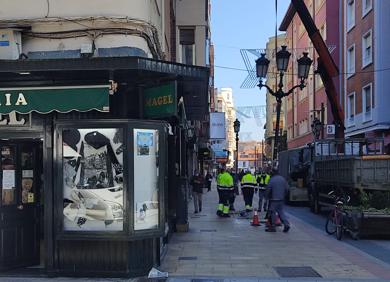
[0,141,41,270]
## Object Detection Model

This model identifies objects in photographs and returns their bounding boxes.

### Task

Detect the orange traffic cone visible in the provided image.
[251,209,261,226]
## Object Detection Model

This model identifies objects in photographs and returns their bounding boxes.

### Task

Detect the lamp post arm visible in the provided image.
[284,80,306,98]
[258,80,276,96]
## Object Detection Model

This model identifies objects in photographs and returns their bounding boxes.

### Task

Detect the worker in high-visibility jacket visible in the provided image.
[257,170,271,212]
[216,167,234,217]
[241,170,257,212]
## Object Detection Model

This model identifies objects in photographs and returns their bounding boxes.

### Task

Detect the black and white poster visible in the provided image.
[62,128,124,231]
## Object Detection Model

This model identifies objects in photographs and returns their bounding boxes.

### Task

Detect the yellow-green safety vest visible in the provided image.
[241,173,257,189]
[258,174,270,188]
[217,172,234,190]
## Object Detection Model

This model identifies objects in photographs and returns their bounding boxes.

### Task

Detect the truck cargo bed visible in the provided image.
[315,157,390,191]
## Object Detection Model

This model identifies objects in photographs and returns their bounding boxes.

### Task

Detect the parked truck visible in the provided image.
[309,139,390,238]
[280,1,390,237]
[278,147,310,203]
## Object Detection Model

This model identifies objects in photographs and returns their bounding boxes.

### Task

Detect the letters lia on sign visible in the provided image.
[0,93,28,106]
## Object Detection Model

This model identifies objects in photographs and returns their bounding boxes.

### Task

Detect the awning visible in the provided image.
[0,85,109,114]
[0,56,209,120]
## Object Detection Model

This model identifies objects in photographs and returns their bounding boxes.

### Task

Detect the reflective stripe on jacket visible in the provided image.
[217,172,234,190]
[241,173,257,189]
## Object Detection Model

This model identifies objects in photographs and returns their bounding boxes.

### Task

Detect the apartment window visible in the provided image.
[347,45,355,77]
[179,28,195,65]
[299,22,305,37]
[287,97,292,111]
[315,72,323,89]
[362,30,372,68]
[288,126,292,140]
[315,0,325,13]
[347,93,355,125]
[362,0,372,17]
[298,121,305,135]
[347,0,355,31]
[363,83,372,121]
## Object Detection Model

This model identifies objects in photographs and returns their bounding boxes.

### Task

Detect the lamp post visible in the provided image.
[233,119,240,183]
[256,46,312,161]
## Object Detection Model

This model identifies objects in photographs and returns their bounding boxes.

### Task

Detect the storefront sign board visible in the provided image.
[210,112,226,139]
[0,85,110,114]
[144,82,177,118]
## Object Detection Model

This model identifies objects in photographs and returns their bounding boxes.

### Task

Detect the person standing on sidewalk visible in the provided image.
[257,169,271,212]
[205,171,213,192]
[229,169,239,212]
[265,168,290,232]
[190,171,204,214]
[216,167,234,217]
[241,170,257,212]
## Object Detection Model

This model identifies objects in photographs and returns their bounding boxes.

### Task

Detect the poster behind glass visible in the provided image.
[62,128,124,231]
[134,129,159,230]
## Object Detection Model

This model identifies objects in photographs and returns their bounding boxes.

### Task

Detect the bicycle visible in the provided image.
[325,190,351,240]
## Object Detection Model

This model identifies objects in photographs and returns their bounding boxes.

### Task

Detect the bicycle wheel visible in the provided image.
[336,212,343,240]
[325,211,337,235]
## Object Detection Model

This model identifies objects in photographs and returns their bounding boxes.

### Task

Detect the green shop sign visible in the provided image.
[0,85,110,114]
[144,82,177,118]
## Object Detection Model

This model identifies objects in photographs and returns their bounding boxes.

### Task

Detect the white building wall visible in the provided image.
[215,88,236,167]
[0,0,165,59]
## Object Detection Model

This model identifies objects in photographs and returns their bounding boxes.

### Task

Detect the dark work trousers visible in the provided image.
[268,200,290,228]
[229,193,235,208]
[219,189,233,208]
[241,187,254,208]
[258,189,268,212]
[207,181,212,191]
[229,184,238,209]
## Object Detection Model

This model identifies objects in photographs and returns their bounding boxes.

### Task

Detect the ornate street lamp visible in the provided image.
[255,54,270,79]
[256,46,312,160]
[276,45,291,72]
[233,119,240,184]
[311,117,322,140]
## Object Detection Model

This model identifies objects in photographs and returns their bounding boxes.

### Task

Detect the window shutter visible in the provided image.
[180,29,195,45]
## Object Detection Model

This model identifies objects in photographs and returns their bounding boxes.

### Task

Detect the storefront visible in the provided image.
[0,57,209,277]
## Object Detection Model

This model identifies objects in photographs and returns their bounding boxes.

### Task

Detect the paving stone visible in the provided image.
[161,187,388,280]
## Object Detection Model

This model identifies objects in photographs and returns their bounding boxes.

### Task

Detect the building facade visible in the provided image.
[342,0,390,151]
[214,88,236,167]
[0,0,211,277]
[280,0,341,150]
[237,141,264,172]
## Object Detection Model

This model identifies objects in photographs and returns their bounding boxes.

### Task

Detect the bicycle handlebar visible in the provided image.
[328,190,350,204]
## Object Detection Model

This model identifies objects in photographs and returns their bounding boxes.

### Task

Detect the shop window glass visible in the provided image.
[134,129,159,231]
[1,146,16,205]
[62,128,124,231]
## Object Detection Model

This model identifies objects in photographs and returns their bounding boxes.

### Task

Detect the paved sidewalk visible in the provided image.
[160,184,390,281]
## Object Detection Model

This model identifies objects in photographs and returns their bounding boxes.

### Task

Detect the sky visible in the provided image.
[211,0,290,140]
